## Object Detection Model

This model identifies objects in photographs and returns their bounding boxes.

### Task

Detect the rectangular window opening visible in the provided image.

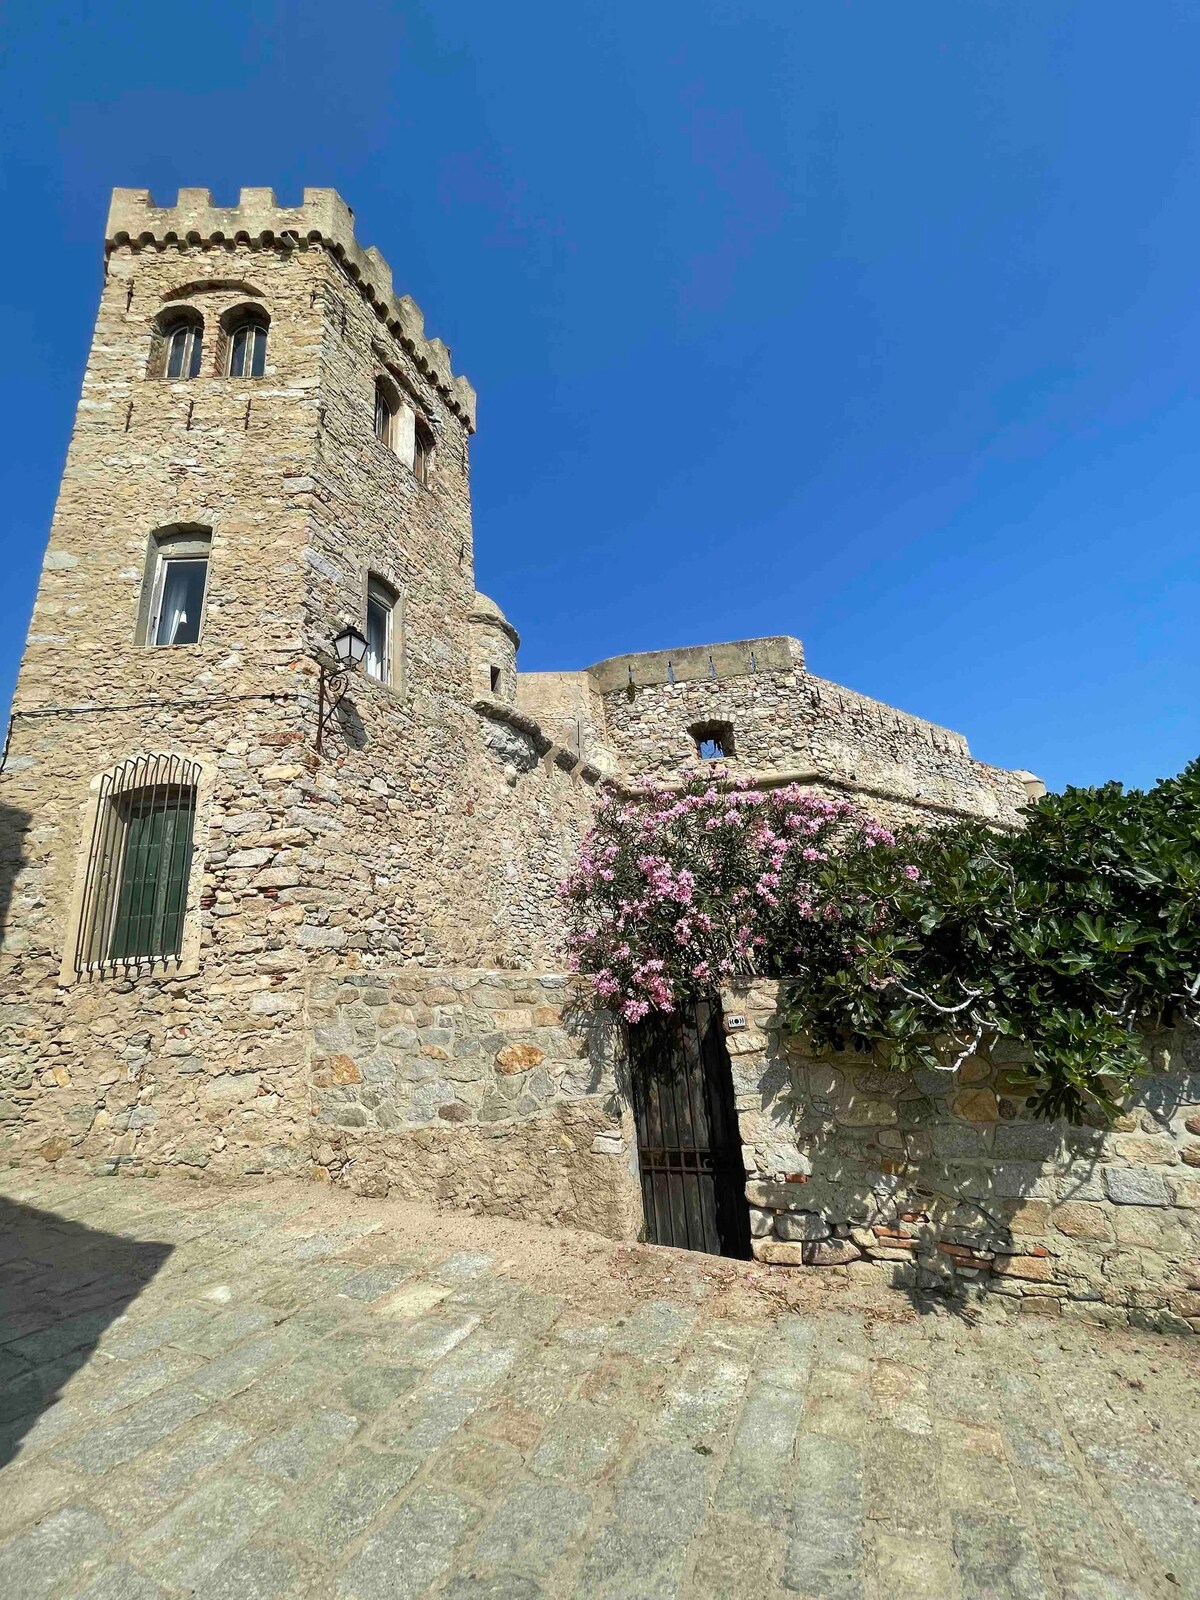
[365,580,395,684]
[490,664,501,694]
[151,555,208,647]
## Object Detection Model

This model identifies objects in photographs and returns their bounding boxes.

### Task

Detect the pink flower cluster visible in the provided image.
[561,773,910,1022]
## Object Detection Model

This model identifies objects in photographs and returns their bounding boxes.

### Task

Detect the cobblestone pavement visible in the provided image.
[1,1173,1197,1600]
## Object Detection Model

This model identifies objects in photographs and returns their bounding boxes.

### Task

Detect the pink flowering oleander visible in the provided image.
[560,774,913,1019]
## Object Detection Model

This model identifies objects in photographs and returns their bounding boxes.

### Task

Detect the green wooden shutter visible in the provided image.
[108,787,196,962]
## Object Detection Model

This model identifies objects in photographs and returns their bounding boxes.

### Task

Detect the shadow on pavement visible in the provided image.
[0,1196,172,1466]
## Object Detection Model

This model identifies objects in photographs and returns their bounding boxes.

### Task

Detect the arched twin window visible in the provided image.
[373,376,434,485]
[151,305,269,379]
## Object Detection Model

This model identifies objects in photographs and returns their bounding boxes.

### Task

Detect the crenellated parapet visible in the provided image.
[105,187,477,428]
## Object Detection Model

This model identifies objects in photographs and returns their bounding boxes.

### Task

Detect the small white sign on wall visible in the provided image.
[724,1013,748,1032]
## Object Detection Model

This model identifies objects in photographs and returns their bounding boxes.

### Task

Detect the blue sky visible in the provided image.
[1,1,1197,792]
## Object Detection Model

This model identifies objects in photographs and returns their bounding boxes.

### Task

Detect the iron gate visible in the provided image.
[628,999,751,1259]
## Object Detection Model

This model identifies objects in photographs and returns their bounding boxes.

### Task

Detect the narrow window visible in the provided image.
[414,417,435,486]
[166,321,203,379]
[146,531,211,647]
[374,379,396,447]
[365,576,397,684]
[691,720,735,760]
[228,317,268,377]
[489,664,501,694]
[155,312,204,380]
[76,756,198,975]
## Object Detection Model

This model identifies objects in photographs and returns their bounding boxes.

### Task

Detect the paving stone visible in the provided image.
[170,1303,284,1355]
[436,1251,498,1280]
[187,1331,302,1398]
[1,1174,1195,1600]
[274,1448,421,1556]
[432,1434,527,1500]
[952,1513,1050,1600]
[1105,1477,1200,1592]
[862,1425,941,1536]
[0,1505,113,1599]
[86,1347,206,1415]
[685,1514,784,1599]
[130,1473,288,1588]
[789,1434,864,1560]
[656,1353,750,1440]
[612,1444,708,1542]
[573,1527,688,1599]
[1055,1569,1149,1600]
[781,1538,865,1598]
[74,1561,171,1599]
[529,1402,630,1484]
[715,1381,807,1523]
[87,1415,253,1528]
[473,1481,594,1575]
[249,1406,360,1480]
[427,1331,522,1392]
[608,1300,696,1359]
[386,1311,482,1363]
[868,1532,957,1600]
[53,1385,211,1472]
[372,1387,481,1450]
[441,1575,546,1600]
[339,1265,416,1302]
[203,1542,313,1599]
[337,1362,423,1413]
[335,1486,479,1599]
[0,1461,85,1538]
[1018,1479,1127,1573]
[99,1304,213,1360]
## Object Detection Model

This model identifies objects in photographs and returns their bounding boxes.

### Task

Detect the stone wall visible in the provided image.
[306,967,641,1237]
[597,651,1033,826]
[723,981,1200,1333]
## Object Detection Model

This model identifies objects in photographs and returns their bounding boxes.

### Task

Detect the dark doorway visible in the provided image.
[628,998,751,1258]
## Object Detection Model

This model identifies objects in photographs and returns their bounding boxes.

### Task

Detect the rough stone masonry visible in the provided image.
[1,187,1194,1331]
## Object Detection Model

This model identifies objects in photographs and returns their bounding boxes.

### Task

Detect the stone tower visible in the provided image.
[0,188,603,1188]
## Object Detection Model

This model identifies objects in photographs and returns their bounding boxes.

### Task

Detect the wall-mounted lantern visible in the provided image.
[315,625,368,756]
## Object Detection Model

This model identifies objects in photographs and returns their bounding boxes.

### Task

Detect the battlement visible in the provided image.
[105,187,476,428]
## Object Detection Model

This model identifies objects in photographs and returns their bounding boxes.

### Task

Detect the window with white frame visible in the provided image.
[74,755,199,976]
[227,313,268,377]
[162,315,204,384]
[365,575,397,684]
[140,528,211,647]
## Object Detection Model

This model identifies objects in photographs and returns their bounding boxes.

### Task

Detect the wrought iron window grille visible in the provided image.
[74,754,199,981]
